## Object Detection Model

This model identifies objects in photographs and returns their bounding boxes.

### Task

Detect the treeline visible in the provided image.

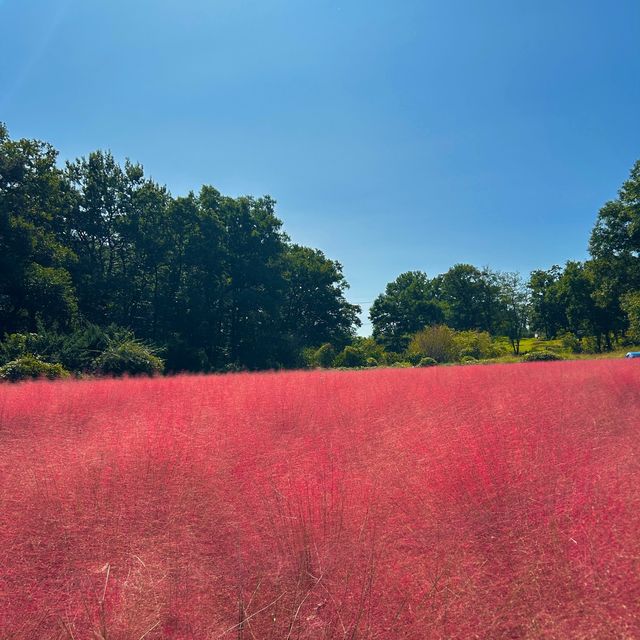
[2,122,639,378]
[0,124,360,375]
[364,157,640,361]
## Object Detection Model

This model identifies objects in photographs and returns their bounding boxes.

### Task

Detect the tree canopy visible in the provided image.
[0,125,360,371]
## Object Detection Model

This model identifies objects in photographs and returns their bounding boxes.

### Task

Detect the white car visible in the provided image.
[625,352,640,358]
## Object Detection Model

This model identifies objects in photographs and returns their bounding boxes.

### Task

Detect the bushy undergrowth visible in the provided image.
[0,326,164,378]
[1,362,639,638]
[523,350,564,362]
[0,354,70,381]
[92,335,164,377]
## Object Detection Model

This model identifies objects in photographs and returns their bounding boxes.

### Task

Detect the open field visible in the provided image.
[1,361,640,639]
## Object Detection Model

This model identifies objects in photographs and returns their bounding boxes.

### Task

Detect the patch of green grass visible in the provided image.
[495,337,564,355]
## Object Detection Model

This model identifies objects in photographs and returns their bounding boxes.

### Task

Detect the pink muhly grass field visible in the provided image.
[1,360,639,639]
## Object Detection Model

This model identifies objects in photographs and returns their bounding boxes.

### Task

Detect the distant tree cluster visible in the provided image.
[368,158,640,359]
[0,124,360,375]
[369,267,528,355]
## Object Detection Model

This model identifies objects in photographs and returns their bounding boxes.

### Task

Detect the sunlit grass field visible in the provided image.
[1,360,639,638]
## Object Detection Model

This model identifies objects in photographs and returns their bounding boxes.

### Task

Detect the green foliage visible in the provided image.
[282,245,361,350]
[417,357,438,367]
[0,333,35,364]
[460,356,478,364]
[0,354,69,382]
[589,161,640,342]
[351,337,387,363]
[522,350,564,362]
[621,292,640,343]
[3,123,640,373]
[391,361,413,368]
[314,343,337,368]
[529,342,562,354]
[0,125,362,373]
[334,345,366,368]
[407,325,457,363]
[528,266,565,338]
[439,264,502,333]
[92,334,164,377]
[369,271,445,352]
[558,332,582,354]
[496,272,529,355]
[0,127,78,333]
[365,357,378,367]
[580,336,600,354]
[452,330,500,360]
[407,326,503,363]
[0,323,131,373]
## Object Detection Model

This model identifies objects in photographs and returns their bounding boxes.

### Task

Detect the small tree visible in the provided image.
[314,343,337,368]
[497,272,529,355]
[407,325,457,363]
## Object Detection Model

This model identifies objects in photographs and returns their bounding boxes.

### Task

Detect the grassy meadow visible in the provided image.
[1,360,640,638]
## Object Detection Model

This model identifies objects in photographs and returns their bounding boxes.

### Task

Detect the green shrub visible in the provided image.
[417,357,437,367]
[558,332,582,354]
[530,343,562,354]
[93,336,164,376]
[460,355,478,364]
[0,354,70,382]
[365,357,378,367]
[522,350,564,362]
[350,337,387,364]
[0,323,131,373]
[453,330,500,360]
[383,351,403,365]
[392,361,413,368]
[581,336,600,353]
[314,343,337,368]
[334,346,366,368]
[0,333,35,364]
[408,325,457,363]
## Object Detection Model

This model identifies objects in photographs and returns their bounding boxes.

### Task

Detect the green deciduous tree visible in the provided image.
[588,160,640,341]
[497,272,529,355]
[0,124,77,331]
[439,264,501,332]
[369,271,444,352]
[281,244,361,353]
[528,266,565,339]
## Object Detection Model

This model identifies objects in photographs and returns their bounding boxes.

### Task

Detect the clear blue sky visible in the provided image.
[2,0,639,333]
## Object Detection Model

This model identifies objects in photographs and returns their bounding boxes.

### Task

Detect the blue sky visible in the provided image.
[2,0,639,333]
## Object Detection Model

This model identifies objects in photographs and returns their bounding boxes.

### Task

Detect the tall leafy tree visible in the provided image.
[218,195,288,368]
[439,264,501,332]
[65,151,148,326]
[497,272,529,355]
[0,124,77,332]
[281,244,361,354]
[588,160,640,340]
[528,266,565,338]
[555,262,598,340]
[369,271,444,352]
